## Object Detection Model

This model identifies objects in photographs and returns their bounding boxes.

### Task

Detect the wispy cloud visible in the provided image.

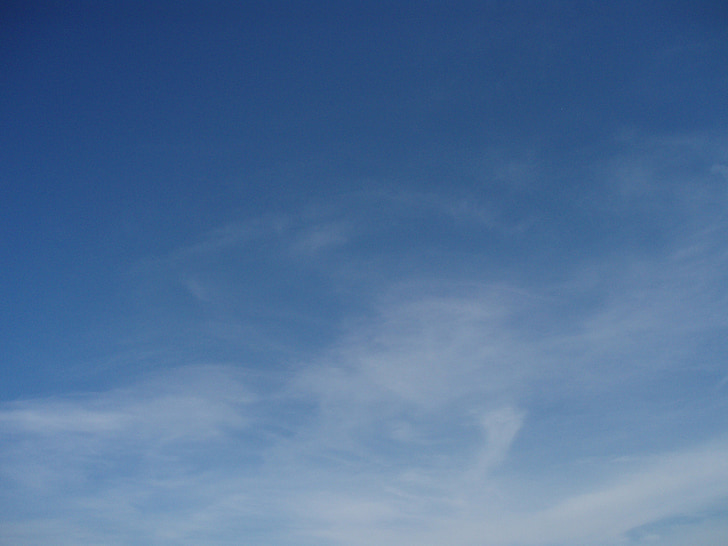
[6,237,726,544]
[289,223,350,256]
[3,134,728,545]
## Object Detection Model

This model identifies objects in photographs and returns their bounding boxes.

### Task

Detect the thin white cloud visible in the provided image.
[2,264,727,544]
[369,189,498,226]
[710,163,728,180]
[526,441,728,544]
[290,223,350,256]
[597,132,728,207]
[274,440,728,546]
[4,134,728,545]
[0,365,255,490]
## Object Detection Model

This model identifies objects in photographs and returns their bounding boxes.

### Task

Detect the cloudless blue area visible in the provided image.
[2,2,728,545]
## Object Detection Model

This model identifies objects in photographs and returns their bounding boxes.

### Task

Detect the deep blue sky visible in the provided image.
[2,2,728,545]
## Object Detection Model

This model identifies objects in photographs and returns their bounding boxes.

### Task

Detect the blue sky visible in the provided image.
[2,1,728,544]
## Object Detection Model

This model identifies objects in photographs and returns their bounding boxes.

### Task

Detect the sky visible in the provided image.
[1,1,728,544]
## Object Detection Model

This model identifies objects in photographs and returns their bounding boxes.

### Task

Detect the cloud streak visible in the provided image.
[4,243,727,545]
[2,134,728,545]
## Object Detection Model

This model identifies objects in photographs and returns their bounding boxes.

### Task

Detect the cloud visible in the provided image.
[4,133,728,544]
[7,217,728,543]
[373,440,728,546]
[0,365,255,498]
[271,440,728,546]
[2,262,728,544]
[597,132,728,208]
[290,223,350,256]
[710,163,728,180]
